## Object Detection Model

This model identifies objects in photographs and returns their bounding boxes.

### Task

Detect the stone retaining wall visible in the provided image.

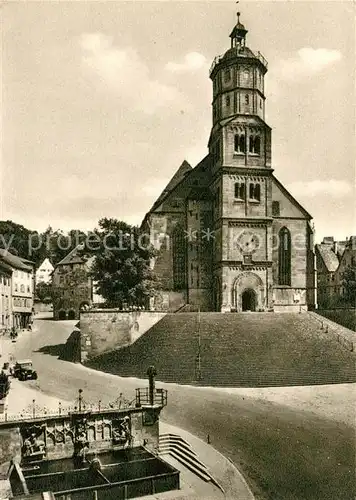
[80,310,166,362]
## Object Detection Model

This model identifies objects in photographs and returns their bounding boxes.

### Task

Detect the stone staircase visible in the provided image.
[159,433,224,493]
[87,313,356,387]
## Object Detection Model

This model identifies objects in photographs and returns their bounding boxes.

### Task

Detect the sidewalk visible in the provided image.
[1,381,255,500]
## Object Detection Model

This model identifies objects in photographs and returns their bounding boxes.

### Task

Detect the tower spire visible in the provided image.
[230,8,248,49]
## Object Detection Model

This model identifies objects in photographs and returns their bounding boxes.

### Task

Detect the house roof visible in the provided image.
[316,244,339,272]
[37,257,54,270]
[0,259,13,274]
[56,244,86,267]
[0,249,33,271]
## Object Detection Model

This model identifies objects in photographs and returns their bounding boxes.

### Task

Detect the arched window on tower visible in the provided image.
[249,183,261,202]
[234,134,246,154]
[249,135,261,155]
[245,94,249,104]
[242,69,250,84]
[172,224,187,290]
[278,227,291,286]
[234,182,245,200]
[224,69,231,83]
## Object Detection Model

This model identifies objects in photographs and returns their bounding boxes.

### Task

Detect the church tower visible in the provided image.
[144,10,315,313]
[209,12,274,312]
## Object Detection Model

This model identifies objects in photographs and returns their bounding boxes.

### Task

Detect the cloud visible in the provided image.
[274,47,342,82]
[142,180,169,197]
[287,179,353,198]
[79,32,183,114]
[165,52,207,73]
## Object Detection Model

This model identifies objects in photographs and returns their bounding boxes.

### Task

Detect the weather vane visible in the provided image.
[236,1,240,23]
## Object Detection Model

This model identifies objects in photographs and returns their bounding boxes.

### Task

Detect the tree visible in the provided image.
[89,218,158,308]
[35,282,54,304]
[341,265,356,305]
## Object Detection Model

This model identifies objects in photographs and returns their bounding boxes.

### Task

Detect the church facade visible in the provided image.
[142,15,316,313]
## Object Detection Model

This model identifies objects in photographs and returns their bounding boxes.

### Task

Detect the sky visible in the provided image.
[1,0,355,243]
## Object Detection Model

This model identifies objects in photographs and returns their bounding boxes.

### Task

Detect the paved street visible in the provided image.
[3,317,355,500]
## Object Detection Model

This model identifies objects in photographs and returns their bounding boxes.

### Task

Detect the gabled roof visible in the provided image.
[338,236,356,262]
[272,175,312,220]
[149,156,211,212]
[316,244,339,272]
[0,259,13,274]
[0,249,33,271]
[56,244,86,267]
[187,186,212,201]
[151,160,192,210]
[37,257,54,270]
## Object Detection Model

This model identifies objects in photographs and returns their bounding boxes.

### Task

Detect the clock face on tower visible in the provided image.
[236,230,259,254]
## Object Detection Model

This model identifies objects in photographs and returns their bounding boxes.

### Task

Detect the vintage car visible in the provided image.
[13,360,38,381]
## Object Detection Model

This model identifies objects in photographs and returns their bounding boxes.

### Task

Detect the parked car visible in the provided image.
[13,360,38,381]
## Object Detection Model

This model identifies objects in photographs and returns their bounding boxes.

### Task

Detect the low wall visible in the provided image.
[317,308,356,332]
[34,302,53,314]
[310,311,356,353]
[80,310,166,362]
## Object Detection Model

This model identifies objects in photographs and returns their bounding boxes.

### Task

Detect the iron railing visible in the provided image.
[209,48,268,76]
[0,391,138,424]
[135,388,167,408]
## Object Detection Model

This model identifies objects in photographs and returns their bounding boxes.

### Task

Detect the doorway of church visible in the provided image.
[241,289,257,312]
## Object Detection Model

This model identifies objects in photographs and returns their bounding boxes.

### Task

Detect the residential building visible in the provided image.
[315,236,356,307]
[0,250,35,329]
[142,14,315,312]
[0,260,13,331]
[36,258,54,284]
[334,236,356,300]
[52,246,104,320]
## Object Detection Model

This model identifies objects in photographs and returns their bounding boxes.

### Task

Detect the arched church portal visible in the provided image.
[241,288,257,311]
[232,272,265,312]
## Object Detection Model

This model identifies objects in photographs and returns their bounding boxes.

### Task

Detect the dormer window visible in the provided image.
[234,182,245,200]
[249,135,260,155]
[234,134,245,154]
[249,183,261,202]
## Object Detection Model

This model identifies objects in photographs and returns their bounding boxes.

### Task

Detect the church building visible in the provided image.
[142,14,316,313]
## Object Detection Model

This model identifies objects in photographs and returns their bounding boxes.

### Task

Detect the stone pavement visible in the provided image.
[0,378,255,500]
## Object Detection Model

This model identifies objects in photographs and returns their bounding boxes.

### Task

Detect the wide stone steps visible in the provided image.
[87,313,356,387]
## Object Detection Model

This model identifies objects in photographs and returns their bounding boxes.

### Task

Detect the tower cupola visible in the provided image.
[229,12,248,49]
